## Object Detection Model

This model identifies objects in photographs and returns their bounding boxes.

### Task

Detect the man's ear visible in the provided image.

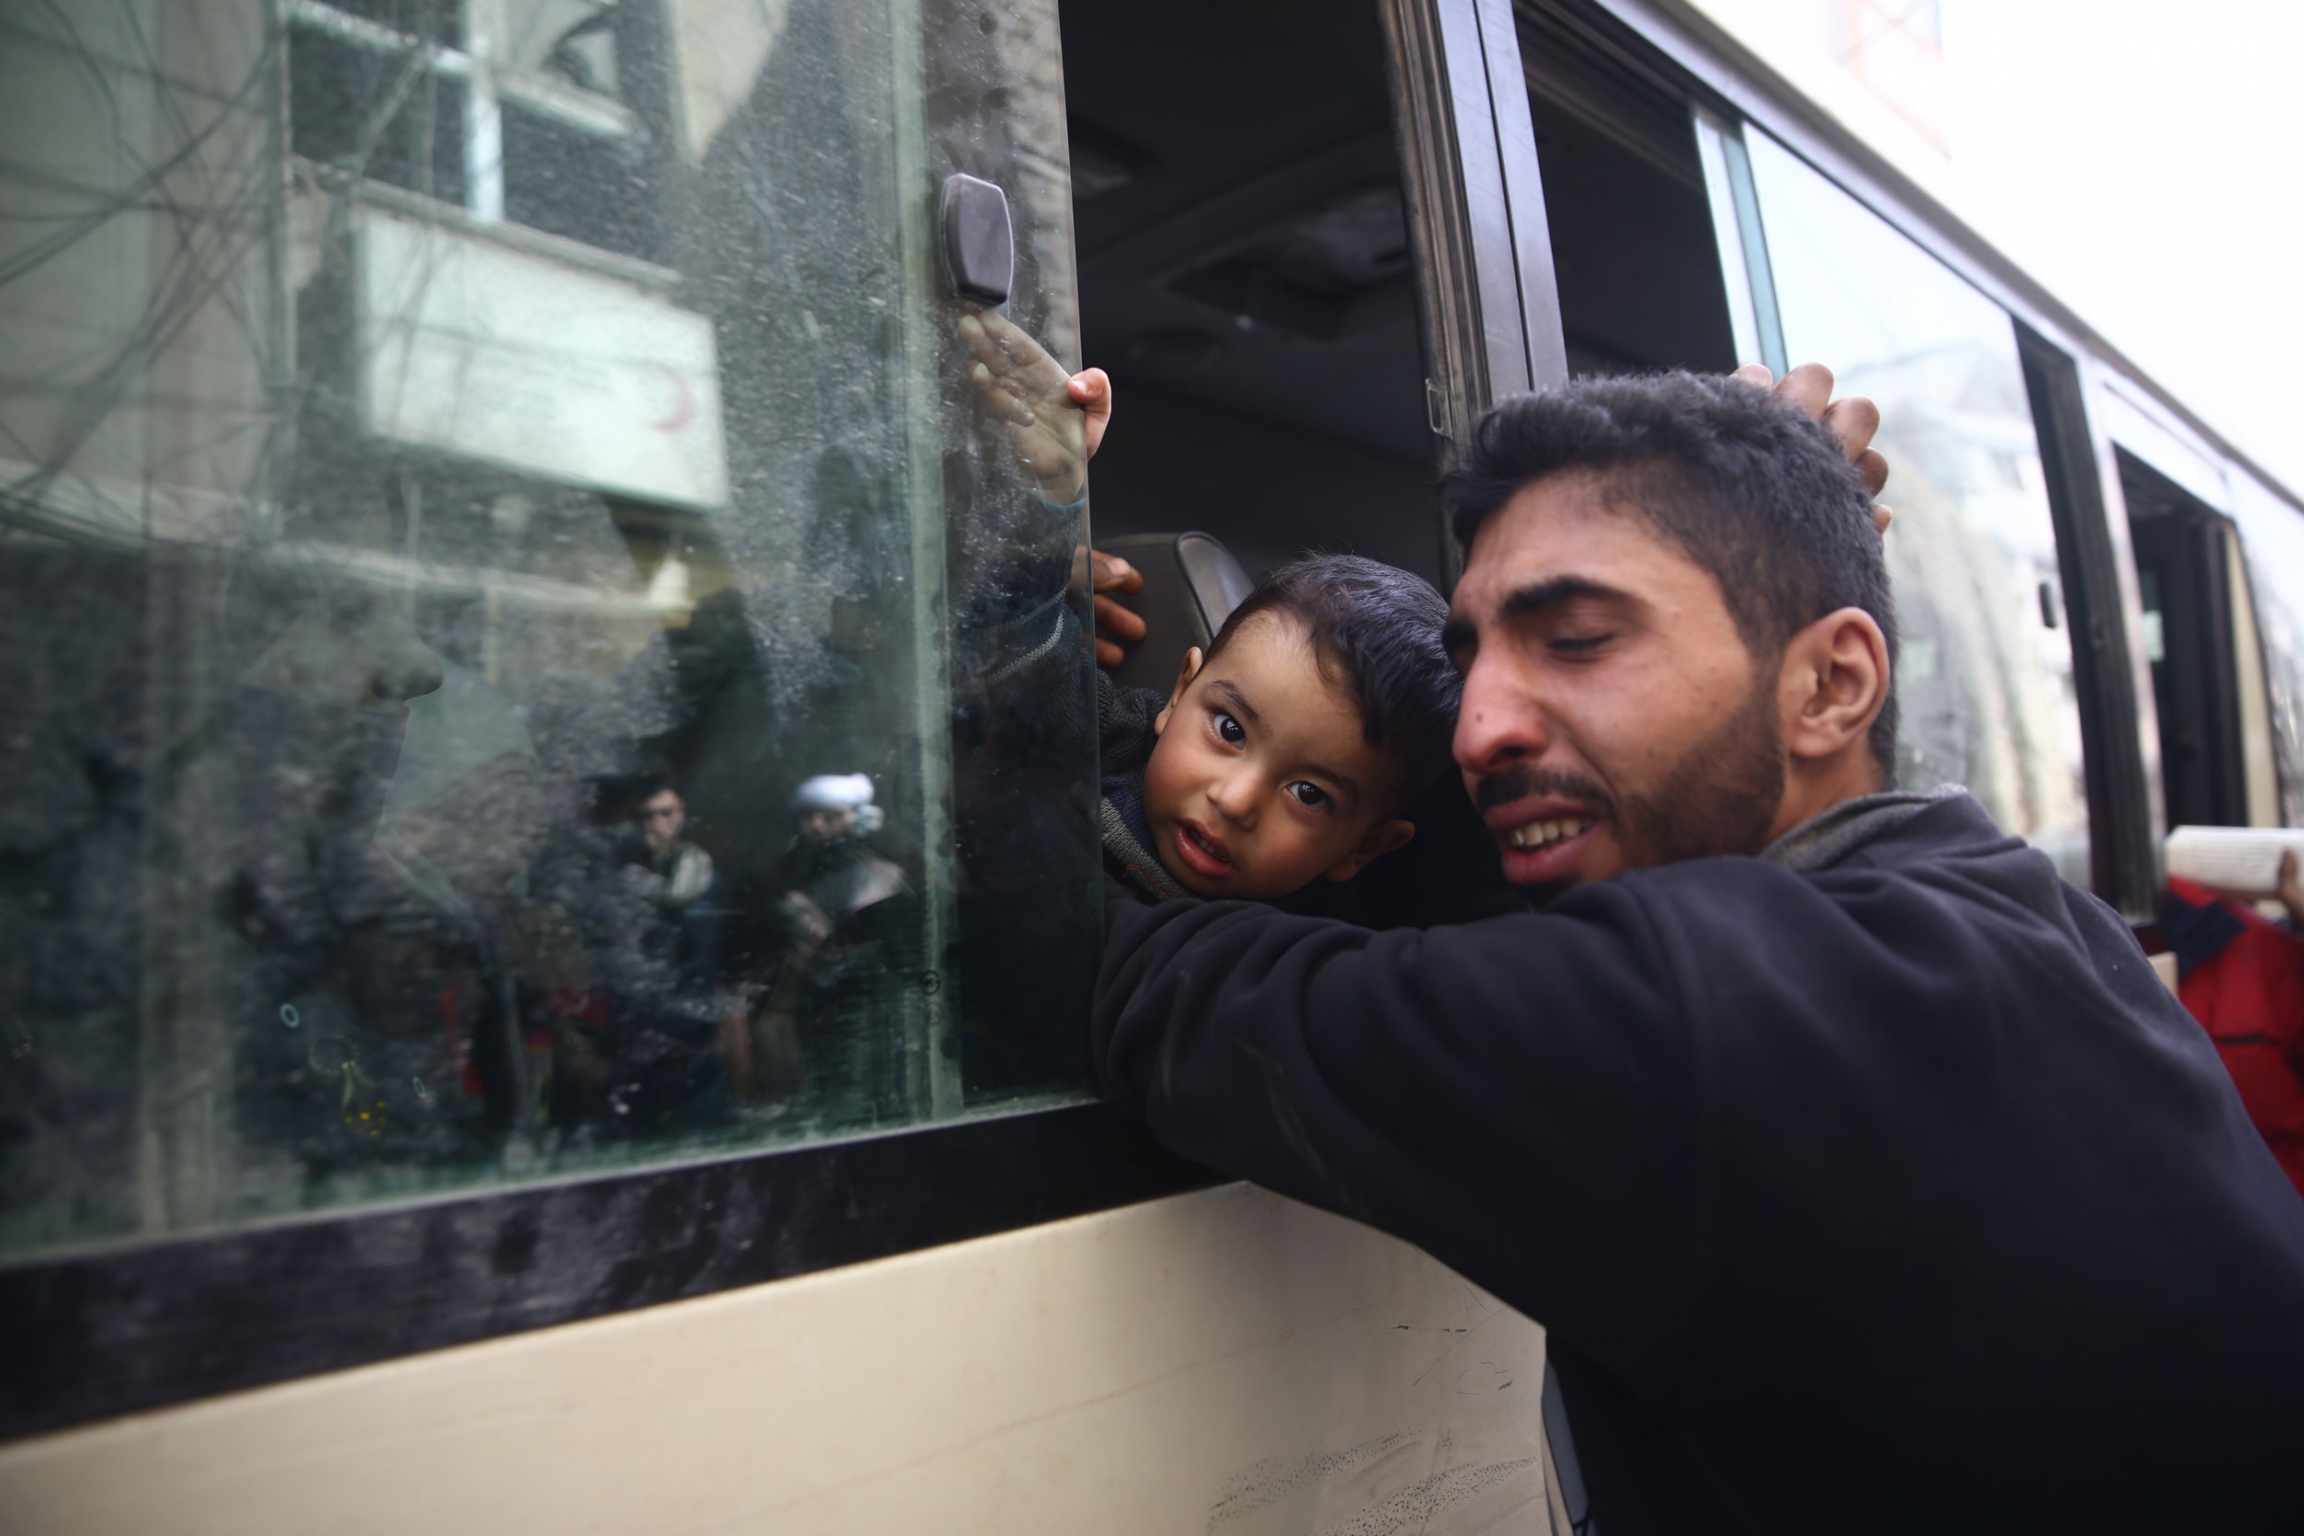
[1778,607,1888,770]
[1324,817,1416,883]
[1152,646,1204,736]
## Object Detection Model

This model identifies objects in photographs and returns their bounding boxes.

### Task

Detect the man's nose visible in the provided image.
[1453,654,1549,774]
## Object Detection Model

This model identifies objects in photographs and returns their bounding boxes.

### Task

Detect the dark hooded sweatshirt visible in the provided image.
[1092,791,2304,1534]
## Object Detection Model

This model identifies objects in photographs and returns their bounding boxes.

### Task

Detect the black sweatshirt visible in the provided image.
[1093,792,2304,1534]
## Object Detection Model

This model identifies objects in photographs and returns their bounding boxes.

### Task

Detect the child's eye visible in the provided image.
[1286,782,1329,810]
[1212,711,1246,747]
[1549,633,1614,657]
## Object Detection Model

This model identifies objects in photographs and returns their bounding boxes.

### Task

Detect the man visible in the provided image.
[1092,371,2304,1533]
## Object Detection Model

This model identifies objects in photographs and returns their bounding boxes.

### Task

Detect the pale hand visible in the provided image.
[959,311,1100,501]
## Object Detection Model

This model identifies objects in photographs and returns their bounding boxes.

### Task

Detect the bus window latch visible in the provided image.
[941,173,1013,306]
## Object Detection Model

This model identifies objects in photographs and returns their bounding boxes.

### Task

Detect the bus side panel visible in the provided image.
[0,1183,1553,1535]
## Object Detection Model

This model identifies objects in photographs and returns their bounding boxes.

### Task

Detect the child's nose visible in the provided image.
[1207,768,1259,825]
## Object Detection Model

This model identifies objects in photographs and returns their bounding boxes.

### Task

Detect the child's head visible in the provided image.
[1143,555,1458,899]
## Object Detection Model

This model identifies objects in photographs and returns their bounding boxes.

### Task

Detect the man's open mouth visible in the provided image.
[1504,817,1594,850]
[1173,819,1235,878]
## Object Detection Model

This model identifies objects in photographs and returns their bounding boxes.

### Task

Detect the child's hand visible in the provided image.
[2280,849,2303,929]
[960,312,1097,500]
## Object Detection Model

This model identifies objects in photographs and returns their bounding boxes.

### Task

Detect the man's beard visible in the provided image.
[1474,676,1785,903]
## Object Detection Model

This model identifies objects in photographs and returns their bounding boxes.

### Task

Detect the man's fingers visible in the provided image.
[1774,362,1836,421]
[1090,549,1144,595]
[1095,636,1126,669]
[1094,592,1148,643]
[1855,447,1889,499]
[1823,394,1881,461]
[1730,362,1775,390]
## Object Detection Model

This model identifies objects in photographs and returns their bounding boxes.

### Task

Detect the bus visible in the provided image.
[1,0,2297,1530]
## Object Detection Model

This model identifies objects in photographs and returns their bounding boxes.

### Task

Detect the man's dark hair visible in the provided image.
[1206,554,1459,805]
[591,765,677,824]
[1440,372,1900,779]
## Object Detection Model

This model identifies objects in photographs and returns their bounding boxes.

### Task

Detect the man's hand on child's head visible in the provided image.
[1733,361,1893,533]
[960,312,1091,501]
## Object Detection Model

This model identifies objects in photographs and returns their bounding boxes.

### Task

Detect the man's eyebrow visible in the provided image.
[1445,575,1633,653]
[1206,678,1263,727]
[1498,574,1635,621]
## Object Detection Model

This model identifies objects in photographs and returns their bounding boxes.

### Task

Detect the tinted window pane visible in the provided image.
[1745,132,2090,882]
[0,0,1096,1257]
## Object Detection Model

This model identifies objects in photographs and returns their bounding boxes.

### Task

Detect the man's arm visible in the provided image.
[1094,888,1710,1384]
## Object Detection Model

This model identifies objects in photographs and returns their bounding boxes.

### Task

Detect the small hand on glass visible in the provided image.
[959,311,1108,501]
[1733,361,1893,533]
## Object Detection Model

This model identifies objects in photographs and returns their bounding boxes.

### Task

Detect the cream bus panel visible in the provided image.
[0,1184,1554,1535]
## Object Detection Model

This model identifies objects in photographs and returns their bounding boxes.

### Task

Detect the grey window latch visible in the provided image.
[941,173,1012,306]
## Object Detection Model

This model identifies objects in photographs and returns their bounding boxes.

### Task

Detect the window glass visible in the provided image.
[2229,473,2304,827]
[1744,132,2090,882]
[0,0,1098,1258]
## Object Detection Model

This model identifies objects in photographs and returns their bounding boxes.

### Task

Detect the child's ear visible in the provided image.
[1324,817,1415,882]
[1152,646,1204,737]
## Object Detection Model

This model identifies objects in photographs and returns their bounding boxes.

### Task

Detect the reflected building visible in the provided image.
[0,0,1098,1255]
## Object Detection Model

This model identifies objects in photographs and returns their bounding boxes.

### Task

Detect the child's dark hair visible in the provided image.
[1205,554,1459,805]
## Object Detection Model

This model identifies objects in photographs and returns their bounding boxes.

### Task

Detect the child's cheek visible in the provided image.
[1139,729,1190,827]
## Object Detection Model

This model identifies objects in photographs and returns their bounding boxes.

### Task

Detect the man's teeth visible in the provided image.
[1506,817,1593,850]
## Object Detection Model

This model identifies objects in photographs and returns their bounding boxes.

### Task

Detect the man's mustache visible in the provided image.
[1471,762,1614,818]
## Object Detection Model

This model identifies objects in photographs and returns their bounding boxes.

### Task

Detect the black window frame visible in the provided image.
[2018,325,2158,916]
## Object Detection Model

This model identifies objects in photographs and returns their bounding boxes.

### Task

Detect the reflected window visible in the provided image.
[1743,132,2091,883]
[0,0,1098,1257]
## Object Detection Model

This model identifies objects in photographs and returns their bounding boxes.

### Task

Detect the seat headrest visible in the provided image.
[1094,531,1255,695]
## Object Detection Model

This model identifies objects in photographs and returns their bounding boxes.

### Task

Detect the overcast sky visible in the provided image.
[1944,0,2304,496]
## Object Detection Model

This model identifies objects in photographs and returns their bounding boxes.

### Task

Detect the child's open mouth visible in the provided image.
[1173,819,1235,879]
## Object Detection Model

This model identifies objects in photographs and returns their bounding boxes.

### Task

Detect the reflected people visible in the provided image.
[544,768,737,1136]
[751,774,917,1124]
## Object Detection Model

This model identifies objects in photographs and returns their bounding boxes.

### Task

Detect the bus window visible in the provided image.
[2229,473,2304,828]
[0,0,1099,1260]
[1057,0,1443,587]
[1516,2,1741,378]
[1739,130,2092,886]
[2123,451,2281,830]
[1055,0,1526,929]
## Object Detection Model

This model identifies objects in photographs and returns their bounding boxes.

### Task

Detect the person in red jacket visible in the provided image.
[2162,851,2304,1201]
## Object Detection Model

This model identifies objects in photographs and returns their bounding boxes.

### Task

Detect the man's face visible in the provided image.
[637,788,686,855]
[1142,613,1410,900]
[799,805,856,843]
[1445,472,1786,897]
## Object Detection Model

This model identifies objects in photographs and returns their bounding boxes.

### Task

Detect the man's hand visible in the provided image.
[1090,549,1147,668]
[960,312,1095,501]
[1734,361,1892,533]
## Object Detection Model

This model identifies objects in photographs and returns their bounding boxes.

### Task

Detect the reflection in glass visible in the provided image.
[0,0,1098,1258]
[1743,132,2090,882]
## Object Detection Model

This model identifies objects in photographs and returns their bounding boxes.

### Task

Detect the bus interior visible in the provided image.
[1054,0,1749,929]
[1059,0,1741,599]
